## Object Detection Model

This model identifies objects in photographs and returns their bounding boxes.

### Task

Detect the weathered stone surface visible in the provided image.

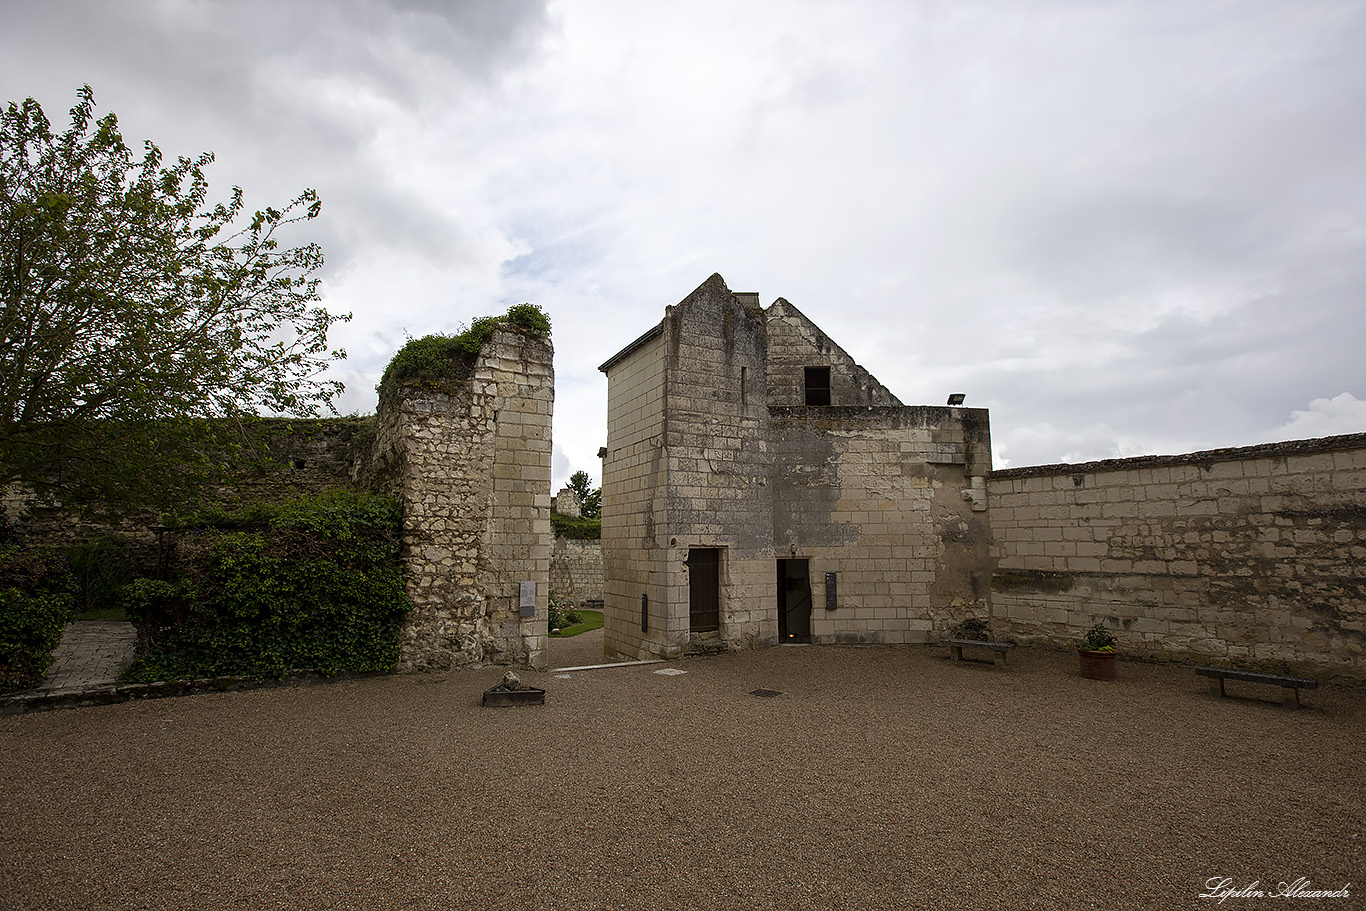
[599,274,993,659]
[367,325,554,672]
[550,536,603,603]
[988,434,1366,681]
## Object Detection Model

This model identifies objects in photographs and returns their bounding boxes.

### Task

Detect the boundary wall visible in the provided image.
[988,434,1366,681]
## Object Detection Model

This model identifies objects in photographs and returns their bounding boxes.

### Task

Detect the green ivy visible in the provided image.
[122,491,411,682]
[378,303,551,395]
[0,518,76,692]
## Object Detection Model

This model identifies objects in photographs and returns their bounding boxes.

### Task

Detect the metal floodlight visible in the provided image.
[947,393,966,406]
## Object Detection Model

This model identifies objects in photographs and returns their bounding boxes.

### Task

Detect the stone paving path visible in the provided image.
[37,620,138,693]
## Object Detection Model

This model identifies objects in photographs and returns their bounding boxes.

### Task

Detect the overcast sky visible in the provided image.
[4,0,1364,486]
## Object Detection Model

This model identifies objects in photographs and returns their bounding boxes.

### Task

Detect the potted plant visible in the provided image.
[1077,622,1118,680]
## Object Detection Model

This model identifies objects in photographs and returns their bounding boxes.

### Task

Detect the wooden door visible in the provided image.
[688,548,720,632]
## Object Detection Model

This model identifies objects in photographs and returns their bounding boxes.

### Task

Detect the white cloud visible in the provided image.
[1268,393,1366,442]
[3,0,1364,479]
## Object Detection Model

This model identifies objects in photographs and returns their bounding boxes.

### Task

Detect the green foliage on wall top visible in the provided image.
[550,512,601,540]
[379,303,551,396]
[122,491,410,682]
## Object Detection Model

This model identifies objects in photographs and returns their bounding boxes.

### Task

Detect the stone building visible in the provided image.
[598,273,992,660]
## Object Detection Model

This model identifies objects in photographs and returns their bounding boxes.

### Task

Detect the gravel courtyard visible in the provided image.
[2,636,1362,910]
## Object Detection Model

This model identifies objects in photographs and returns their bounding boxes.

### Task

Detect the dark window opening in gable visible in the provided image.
[804,366,831,405]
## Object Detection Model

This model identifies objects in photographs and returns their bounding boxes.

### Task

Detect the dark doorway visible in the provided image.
[688,548,720,632]
[777,559,812,643]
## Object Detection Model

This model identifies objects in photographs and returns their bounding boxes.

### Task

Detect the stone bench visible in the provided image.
[1196,666,1319,709]
[942,638,1017,668]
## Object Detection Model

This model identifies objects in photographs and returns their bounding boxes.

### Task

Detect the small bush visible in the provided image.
[0,518,76,692]
[1079,622,1117,652]
[550,512,601,540]
[123,491,411,682]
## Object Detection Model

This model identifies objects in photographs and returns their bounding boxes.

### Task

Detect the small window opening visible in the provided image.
[804,366,831,406]
[741,366,747,405]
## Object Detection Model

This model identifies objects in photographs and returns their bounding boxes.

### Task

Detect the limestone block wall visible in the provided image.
[370,326,553,671]
[661,275,775,655]
[550,536,603,603]
[988,434,1366,681]
[600,328,668,659]
[765,298,901,407]
[771,406,993,644]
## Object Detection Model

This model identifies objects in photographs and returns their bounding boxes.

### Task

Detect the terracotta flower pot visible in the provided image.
[1078,649,1117,680]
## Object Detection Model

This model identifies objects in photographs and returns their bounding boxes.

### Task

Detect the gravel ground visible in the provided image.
[2,636,1362,911]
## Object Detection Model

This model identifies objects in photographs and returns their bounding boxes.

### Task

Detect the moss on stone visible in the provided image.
[378,304,551,398]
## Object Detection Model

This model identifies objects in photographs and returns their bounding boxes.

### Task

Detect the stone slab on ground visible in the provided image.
[38,620,137,693]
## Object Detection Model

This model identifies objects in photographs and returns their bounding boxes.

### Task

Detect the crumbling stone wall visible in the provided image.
[367,326,553,671]
[988,434,1366,681]
[3,417,371,548]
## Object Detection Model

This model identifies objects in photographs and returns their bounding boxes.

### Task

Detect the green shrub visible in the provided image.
[123,491,411,682]
[0,518,76,692]
[550,512,601,540]
[68,535,140,614]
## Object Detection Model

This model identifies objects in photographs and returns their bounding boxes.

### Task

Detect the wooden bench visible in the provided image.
[942,638,1017,668]
[1196,666,1319,709]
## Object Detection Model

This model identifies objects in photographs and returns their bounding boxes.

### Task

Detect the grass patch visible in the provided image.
[550,610,603,638]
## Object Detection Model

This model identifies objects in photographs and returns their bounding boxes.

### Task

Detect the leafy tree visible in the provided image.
[0,86,350,515]
[567,469,601,519]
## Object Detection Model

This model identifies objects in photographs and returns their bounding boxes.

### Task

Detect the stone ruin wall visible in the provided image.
[366,326,553,672]
[550,537,603,605]
[549,486,604,605]
[2,417,373,557]
[988,434,1366,681]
